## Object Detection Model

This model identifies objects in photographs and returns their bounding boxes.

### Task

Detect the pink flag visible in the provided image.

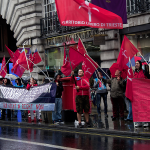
[82,59,97,79]
[55,0,123,29]
[61,47,85,76]
[0,56,7,78]
[77,38,87,55]
[33,49,42,64]
[11,49,28,77]
[117,35,139,70]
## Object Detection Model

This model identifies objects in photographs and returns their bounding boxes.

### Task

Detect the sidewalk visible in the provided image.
[0,111,150,138]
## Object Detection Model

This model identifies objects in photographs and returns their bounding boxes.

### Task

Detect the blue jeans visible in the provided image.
[96,93,107,115]
[52,98,62,121]
[127,100,133,120]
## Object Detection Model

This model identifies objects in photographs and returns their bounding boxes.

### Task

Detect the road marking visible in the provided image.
[1,124,150,141]
[0,137,80,150]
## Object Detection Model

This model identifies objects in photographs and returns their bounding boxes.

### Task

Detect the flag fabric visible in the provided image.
[11,49,28,77]
[55,0,123,29]
[61,47,85,76]
[5,45,21,65]
[82,58,97,79]
[132,79,150,122]
[91,0,127,24]
[33,49,42,64]
[117,35,139,70]
[109,63,128,79]
[125,58,134,101]
[0,56,7,78]
[77,38,87,55]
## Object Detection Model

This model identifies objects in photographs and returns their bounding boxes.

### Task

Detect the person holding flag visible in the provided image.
[71,69,91,128]
[93,71,108,118]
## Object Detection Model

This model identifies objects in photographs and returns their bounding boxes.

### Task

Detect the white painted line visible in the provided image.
[0,137,80,150]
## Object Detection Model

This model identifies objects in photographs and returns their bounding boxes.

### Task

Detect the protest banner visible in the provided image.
[132,79,150,122]
[0,83,57,111]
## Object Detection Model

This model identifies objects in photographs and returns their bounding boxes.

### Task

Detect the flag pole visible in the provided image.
[23,45,31,77]
[27,58,51,79]
[139,52,150,66]
[78,36,110,79]
[65,43,79,92]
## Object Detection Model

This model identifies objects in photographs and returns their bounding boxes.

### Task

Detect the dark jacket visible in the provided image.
[103,78,125,99]
[55,81,63,98]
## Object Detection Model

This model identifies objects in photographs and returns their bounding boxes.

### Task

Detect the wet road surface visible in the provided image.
[0,124,150,150]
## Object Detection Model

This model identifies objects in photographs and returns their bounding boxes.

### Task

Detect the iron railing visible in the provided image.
[127,0,150,15]
[40,12,87,37]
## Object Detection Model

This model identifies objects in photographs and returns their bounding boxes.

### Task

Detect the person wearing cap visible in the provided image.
[52,72,64,124]
[1,77,13,120]
[26,77,41,122]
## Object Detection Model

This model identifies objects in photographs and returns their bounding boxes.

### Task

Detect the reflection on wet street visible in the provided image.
[0,124,149,150]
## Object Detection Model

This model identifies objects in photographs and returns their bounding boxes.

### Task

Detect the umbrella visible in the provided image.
[5,74,17,80]
[140,52,150,63]
[38,69,55,78]
[21,76,30,81]
[109,63,128,79]
[0,76,3,79]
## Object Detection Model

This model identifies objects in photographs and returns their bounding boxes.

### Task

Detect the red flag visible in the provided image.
[0,56,7,78]
[28,49,34,72]
[61,47,85,76]
[11,49,28,77]
[117,35,139,70]
[82,58,97,79]
[55,0,123,29]
[110,63,128,79]
[5,45,21,65]
[33,49,42,64]
[77,38,87,55]
[125,59,134,101]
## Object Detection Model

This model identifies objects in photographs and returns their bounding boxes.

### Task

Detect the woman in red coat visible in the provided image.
[26,77,41,122]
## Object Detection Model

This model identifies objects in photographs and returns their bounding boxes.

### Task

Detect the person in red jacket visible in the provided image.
[26,77,41,122]
[71,69,90,128]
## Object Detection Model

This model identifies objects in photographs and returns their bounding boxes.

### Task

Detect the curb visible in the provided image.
[0,120,150,138]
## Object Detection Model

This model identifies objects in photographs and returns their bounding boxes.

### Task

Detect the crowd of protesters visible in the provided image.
[0,60,148,128]
[92,60,149,128]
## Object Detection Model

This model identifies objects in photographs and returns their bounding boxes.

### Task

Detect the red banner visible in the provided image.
[55,0,123,29]
[132,79,150,122]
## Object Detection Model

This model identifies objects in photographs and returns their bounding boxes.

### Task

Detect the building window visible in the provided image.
[127,0,150,15]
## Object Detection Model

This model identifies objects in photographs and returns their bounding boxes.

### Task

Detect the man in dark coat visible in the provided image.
[52,72,64,124]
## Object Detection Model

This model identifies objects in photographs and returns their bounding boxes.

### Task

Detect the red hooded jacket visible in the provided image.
[26,84,38,90]
[71,76,90,96]
[134,69,146,79]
